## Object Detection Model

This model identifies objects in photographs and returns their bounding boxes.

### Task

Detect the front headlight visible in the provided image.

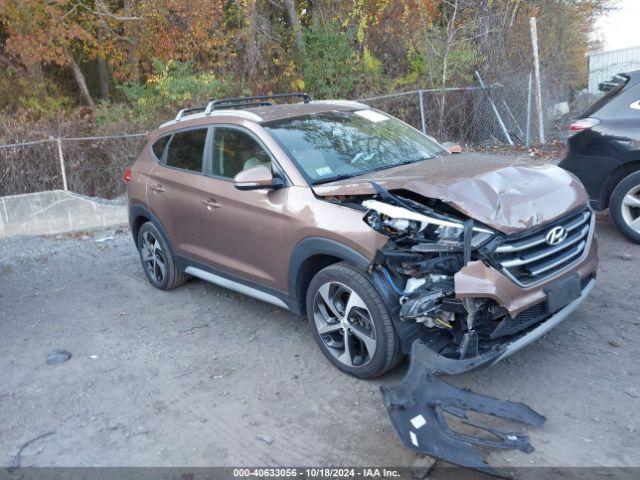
[426,224,493,249]
[362,199,494,248]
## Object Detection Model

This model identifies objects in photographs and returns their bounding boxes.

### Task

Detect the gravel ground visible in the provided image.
[0,214,638,473]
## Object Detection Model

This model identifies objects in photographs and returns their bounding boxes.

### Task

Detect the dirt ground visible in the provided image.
[0,213,639,473]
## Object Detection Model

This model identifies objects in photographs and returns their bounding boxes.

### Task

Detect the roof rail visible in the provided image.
[175,93,312,122]
[205,93,312,113]
[175,107,207,121]
[204,100,272,114]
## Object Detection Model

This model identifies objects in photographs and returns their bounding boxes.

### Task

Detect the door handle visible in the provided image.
[202,198,221,210]
[150,183,165,193]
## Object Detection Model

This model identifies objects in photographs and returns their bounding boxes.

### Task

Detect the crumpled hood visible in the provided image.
[312,153,589,234]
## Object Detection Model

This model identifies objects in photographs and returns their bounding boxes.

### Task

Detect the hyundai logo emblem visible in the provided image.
[546,226,568,246]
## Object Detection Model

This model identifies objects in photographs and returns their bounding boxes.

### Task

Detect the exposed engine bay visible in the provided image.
[358,183,521,363]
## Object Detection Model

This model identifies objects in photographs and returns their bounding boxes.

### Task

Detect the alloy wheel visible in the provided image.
[140,231,167,283]
[621,184,640,233]
[312,281,377,367]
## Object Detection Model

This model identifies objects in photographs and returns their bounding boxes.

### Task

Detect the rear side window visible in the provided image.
[152,136,169,160]
[165,128,208,172]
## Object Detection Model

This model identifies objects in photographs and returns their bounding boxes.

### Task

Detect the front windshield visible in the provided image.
[264,110,448,184]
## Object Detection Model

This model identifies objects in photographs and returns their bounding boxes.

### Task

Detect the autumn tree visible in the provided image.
[0,0,614,126]
[0,0,99,107]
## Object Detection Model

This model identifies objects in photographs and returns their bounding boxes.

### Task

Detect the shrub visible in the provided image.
[96,59,232,132]
[301,27,364,99]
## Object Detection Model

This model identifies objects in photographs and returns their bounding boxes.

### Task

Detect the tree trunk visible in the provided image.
[244,0,260,83]
[476,0,492,64]
[98,55,109,100]
[438,1,458,136]
[123,0,140,85]
[283,0,306,61]
[308,0,322,27]
[97,30,110,100]
[65,50,96,109]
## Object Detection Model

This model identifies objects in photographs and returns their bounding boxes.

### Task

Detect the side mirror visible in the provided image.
[233,165,284,191]
[442,142,462,154]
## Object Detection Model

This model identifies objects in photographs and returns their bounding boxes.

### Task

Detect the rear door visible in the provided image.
[198,125,287,290]
[147,126,210,260]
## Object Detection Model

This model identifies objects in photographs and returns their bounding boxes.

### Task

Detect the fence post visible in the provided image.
[526,72,533,147]
[530,17,545,144]
[418,90,426,134]
[475,71,513,146]
[56,137,68,191]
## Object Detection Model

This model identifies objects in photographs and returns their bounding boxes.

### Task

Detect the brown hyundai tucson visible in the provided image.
[126,93,598,379]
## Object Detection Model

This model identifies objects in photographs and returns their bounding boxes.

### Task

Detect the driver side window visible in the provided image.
[211,128,272,179]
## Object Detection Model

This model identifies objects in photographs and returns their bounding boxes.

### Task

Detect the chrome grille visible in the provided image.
[493,208,592,286]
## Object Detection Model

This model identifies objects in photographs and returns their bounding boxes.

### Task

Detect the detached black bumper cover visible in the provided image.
[380,342,546,475]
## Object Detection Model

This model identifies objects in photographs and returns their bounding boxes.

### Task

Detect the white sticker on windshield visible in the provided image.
[315,166,333,176]
[354,109,389,123]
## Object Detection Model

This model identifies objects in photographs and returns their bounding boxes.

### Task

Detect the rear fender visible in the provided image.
[129,204,174,251]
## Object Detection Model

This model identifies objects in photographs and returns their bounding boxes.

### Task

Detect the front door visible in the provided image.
[198,126,287,290]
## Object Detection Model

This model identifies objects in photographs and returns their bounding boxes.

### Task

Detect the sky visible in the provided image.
[592,0,640,52]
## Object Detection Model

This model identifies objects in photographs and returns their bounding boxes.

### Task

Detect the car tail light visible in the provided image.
[123,168,132,183]
[569,118,600,132]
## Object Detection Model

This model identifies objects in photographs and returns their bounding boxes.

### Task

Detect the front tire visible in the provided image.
[306,262,401,379]
[610,170,640,244]
[137,222,188,290]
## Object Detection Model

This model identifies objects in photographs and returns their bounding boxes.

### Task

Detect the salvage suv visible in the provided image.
[126,93,598,379]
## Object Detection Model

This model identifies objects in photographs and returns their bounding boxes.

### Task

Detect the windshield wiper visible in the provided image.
[314,173,358,184]
[313,156,436,185]
[394,155,435,166]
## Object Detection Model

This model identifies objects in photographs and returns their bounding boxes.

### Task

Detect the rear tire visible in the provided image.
[610,170,640,244]
[137,222,188,290]
[306,262,401,379]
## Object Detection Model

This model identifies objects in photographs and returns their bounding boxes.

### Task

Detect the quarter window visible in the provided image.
[165,128,208,172]
[152,135,170,160]
[212,128,272,178]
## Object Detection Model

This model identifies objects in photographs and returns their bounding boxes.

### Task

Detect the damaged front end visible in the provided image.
[360,184,555,473]
[314,159,597,473]
[360,183,595,372]
[363,183,509,365]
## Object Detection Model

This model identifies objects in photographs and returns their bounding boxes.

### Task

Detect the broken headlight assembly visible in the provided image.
[362,199,494,251]
[362,190,505,360]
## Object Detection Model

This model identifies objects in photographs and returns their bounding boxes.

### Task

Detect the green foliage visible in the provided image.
[122,59,230,112]
[399,41,480,88]
[445,45,481,84]
[0,70,73,120]
[301,27,364,99]
[96,60,231,130]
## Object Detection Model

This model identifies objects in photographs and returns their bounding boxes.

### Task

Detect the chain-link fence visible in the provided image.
[62,134,147,198]
[0,140,62,197]
[361,73,548,147]
[0,134,146,199]
[0,76,558,200]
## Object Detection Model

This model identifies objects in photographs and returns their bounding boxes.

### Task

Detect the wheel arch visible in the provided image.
[600,158,640,210]
[288,237,371,315]
[129,204,174,251]
[289,237,423,355]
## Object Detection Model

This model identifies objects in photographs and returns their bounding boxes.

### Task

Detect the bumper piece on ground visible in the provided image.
[380,342,546,475]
